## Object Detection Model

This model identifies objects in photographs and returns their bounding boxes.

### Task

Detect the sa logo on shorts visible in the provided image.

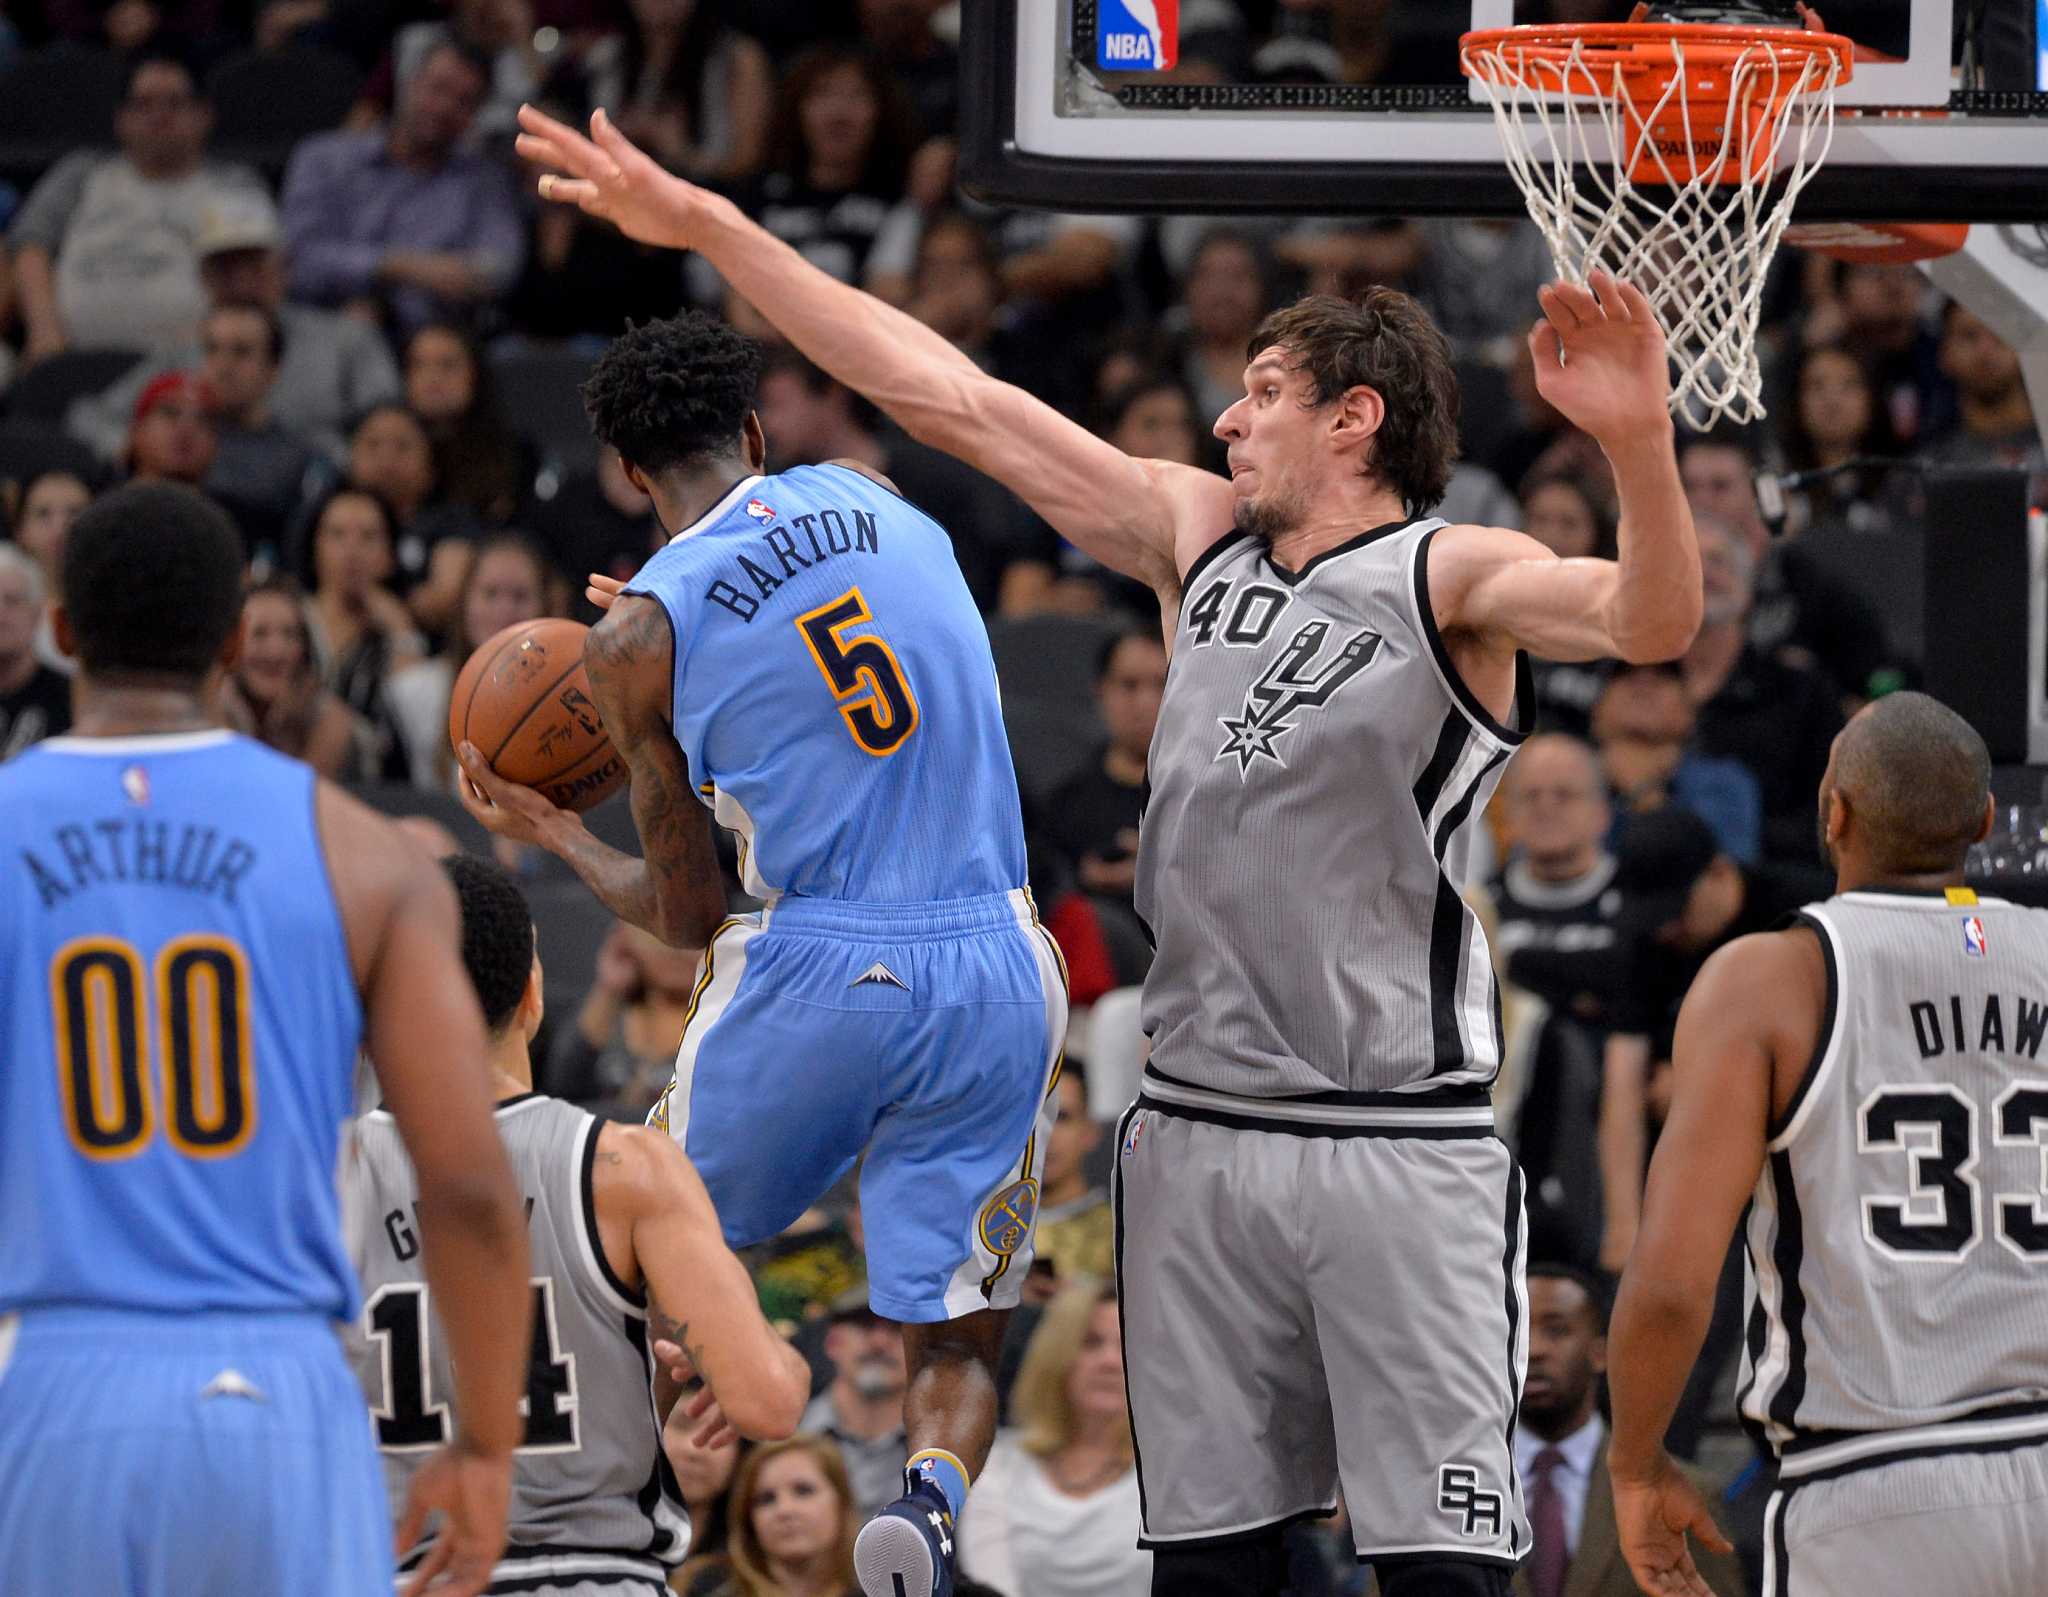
[979,1178,1039,1258]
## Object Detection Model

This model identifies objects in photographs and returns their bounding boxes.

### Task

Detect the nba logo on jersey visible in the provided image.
[1963,914,1988,957]
[744,498,776,523]
[1097,0,1177,70]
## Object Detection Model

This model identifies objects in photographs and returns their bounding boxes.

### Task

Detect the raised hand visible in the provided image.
[1612,1454,1733,1597]
[1529,270,1673,447]
[514,103,707,252]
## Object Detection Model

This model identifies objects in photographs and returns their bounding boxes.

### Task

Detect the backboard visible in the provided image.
[961,1,2048,221]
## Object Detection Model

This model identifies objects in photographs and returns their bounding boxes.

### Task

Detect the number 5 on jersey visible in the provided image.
[797,586,920,756]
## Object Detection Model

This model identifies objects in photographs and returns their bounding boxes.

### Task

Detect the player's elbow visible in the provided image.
[652,887,726,952]
[1611,597,1702,663]
[722,1370,807,1441]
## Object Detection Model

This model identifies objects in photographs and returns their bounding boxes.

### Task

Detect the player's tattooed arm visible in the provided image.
[581,595,729,949]
[456,596,725,948]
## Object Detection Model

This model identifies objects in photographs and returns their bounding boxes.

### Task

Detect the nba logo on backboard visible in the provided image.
[744,498,776,522]
[1963,915,1988,957]
[1098,0,1177,71]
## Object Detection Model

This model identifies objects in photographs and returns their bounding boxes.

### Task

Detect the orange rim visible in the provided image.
[1784,220,1970,263]
[1460,22,1855,104]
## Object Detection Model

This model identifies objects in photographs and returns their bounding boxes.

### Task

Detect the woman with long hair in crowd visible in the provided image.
[551,919,712,1118]
[957,1281,1150,1597]
[9,469,92,669]
[402,323,530,528]
[1515,468,1621,739]
[682,1435,862,1597]
[220,575,375,780]
[1779,339,1907,535]
[344,401,478,641]
[297,483,423,780]
[385,531,550,791]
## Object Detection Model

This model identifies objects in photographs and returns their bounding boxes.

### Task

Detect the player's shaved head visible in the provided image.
[62,482,243,682]
[1825,692,1991,874]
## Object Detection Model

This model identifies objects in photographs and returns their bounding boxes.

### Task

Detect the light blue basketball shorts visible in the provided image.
[0,1306,392,1596]
[650,888,1068,1323]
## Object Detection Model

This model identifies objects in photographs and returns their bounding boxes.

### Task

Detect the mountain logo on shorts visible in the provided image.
[851,961,910,991]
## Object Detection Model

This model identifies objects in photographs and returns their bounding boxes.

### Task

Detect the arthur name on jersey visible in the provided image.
[19,818,257,910]
[706,501,882,623]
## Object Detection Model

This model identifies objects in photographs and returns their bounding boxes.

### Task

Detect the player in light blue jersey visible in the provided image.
[456,310,1067,1597]
[0,482,534,1597]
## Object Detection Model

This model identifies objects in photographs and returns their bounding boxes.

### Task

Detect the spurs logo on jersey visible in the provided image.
[1215,618,1383,774]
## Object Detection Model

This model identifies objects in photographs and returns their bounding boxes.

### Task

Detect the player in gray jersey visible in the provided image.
[344,854,810,1597]
[1610,692,2048,1597]
[512,108,1701,1597]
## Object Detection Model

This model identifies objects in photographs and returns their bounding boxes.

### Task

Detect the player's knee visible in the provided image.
[1373,1557,1512,1597]
[1150,1529,1288,1597]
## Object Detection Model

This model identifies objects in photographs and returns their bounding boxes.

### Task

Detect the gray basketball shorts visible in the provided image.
[1765,1437,2048,1596]
[1111,1086,1531,1569]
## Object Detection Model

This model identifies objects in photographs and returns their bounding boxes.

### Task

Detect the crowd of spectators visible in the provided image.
[0,3,2042,1596]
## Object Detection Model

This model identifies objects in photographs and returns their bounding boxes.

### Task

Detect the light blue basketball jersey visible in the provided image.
[0,730,364,1320]
[624,464,1026,902]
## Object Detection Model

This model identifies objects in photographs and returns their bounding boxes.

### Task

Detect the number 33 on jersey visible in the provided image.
[621,464,1026,903]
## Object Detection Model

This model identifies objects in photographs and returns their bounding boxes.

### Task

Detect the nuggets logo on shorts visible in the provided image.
[978,1178,1039,1257]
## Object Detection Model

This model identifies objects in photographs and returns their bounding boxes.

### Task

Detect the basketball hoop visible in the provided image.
[1782,220,1970,264]
[1461,6,1854,428]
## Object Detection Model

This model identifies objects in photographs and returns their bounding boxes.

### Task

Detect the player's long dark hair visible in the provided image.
[1250,288,1461,518]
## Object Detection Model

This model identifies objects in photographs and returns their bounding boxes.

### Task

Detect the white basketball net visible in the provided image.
[1463,30,1846,428]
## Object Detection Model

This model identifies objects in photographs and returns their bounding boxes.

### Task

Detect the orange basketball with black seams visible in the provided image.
[449,618,627,814]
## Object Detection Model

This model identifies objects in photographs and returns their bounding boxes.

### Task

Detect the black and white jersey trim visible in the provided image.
[1137,1067,1496,1137]
[401,1545,672,1592]
[1776,1399,2048,1483]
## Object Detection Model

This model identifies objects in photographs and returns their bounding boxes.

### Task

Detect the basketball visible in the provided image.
[448,618,627,813]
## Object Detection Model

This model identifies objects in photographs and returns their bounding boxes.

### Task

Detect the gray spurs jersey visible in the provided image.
[1743,890,2048,1484]
[1134,518,1530,1118]
[341,1094,687,1593]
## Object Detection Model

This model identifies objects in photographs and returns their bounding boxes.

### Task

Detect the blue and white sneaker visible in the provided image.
[853,1474,957,1597]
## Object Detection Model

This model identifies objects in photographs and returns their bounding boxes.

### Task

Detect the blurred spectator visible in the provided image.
[1491,735,1623,1025]
[682,1435,862,1597]
[1675,515,1841,865]
[1801,260,1948,443]
[364,0,545,148]
[1174,227,1275,441]
[10,51,266,364]
[282,38,526,336]
[69,191,405,465]
[1920,302,2047,498]
[1519,471,1616,737]
[1031,1064,1111,1299]
[664,1405,741,1591]
[904,210,1052,397]
[531,446,663,621]
[1413,218,1555,363]
[126,371,218,489]
[1777,340,1906,537]
[1041,630,1165,912]
[403,322,528,526]
[1678,430,1887,706]
[47,0,227,58]
[543,0,773,180]
[1590,664,1761,866]
[857,0,958,141]
[200,300,326,560]
[800,1293,909,1522]
[298,484,425,777]
[958,1283,1147,1597]
[9,470,92,671]
[550,920,704,1113]
[720,46,919,292]
[754,350,1032,611]
[1515,1264,1744,1597]
[218,575,373,779]
[343,402,479,635]
[0,545,69,758]
[387,532,549,788]
[1490,737,1625,1269]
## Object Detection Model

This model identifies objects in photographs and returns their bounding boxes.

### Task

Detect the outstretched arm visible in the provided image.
[458,596,727,949]
[1430,274,1701,665]
[515,105,1224,591]
[594,1123,811,1440]
[1607,935,1795,1596]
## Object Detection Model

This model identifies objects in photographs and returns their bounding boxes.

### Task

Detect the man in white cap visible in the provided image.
[67,190,400,465]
